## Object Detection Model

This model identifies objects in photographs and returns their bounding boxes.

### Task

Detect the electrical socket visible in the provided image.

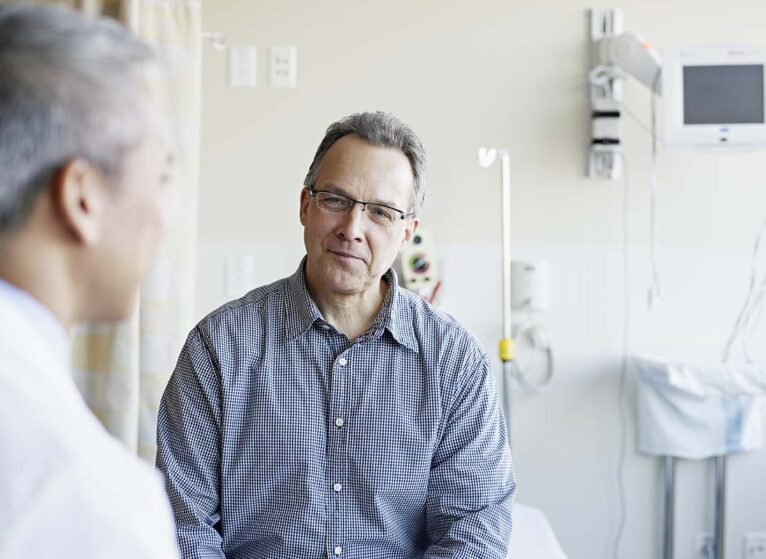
[745,533,766,559]
[696,532,714,559]
[270,45,297,88]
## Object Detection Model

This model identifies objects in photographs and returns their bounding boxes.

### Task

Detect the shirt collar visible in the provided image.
[384,268,418,352]
[0,277,70,364]
[284,258,324,341]
[284,258,418,352]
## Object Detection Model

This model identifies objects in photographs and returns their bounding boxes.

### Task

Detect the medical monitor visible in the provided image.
[662,46,766,149]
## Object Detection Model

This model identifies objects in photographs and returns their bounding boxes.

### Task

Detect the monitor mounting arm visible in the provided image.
[588,9,661,178]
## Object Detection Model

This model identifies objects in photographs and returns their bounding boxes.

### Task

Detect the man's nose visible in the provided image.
[336,203,366,240]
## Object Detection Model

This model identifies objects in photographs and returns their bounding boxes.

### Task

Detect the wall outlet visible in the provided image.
[696,532,714,559]
[270,45,297,88]
[745,533,766,559]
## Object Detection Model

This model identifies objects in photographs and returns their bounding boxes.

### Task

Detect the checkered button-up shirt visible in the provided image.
[157,260,516,558]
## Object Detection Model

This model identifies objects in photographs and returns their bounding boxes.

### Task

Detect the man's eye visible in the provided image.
[371,206,394,220]
[323,195,346,207]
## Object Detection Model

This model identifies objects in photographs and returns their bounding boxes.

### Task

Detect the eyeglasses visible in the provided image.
[308,188,415,227]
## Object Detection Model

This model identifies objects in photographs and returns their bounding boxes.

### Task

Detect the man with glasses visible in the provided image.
[157,112,516,558]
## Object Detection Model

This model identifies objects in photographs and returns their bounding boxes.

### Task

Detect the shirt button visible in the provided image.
[335,418,345,427]
[321,325,330,331]
[334,546,343,556]
[338,357,347,366]
[333,482,342,492]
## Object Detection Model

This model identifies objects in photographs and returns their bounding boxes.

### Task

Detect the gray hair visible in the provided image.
[0,3,156,234]
[304,112,427,216]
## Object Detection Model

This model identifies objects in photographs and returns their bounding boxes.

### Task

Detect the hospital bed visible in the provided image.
[508,503,568,559]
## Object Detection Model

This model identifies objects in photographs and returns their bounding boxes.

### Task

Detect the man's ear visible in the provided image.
[399,218,419,253]
[51,159,106,245]
[299,187,310,226]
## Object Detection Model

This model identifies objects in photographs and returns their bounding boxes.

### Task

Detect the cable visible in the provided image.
[588,65,655,559]
[743,296,765,362]
[612,151,631,559]
[509,316,554,393]
[647,70,663,311]
[722,220,766,362]
[588,66,664,312]
[615,100,660,141]
[722,217,766,362]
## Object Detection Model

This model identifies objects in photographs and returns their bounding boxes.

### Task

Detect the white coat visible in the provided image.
[0,279,179,559]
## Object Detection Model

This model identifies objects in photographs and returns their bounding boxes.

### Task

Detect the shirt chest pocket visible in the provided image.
[346,377,441,495]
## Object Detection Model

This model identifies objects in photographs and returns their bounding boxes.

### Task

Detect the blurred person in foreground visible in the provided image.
[0,4,178,558]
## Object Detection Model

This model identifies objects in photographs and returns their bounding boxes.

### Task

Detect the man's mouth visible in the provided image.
[329,249,363,262]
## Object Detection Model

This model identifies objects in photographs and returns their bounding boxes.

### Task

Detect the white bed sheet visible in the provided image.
[508,503,567,559]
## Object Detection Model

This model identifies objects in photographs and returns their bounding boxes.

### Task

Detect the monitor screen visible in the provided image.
[683,64,764,125]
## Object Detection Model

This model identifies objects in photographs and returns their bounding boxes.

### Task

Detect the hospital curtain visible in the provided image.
[70,0,201,462]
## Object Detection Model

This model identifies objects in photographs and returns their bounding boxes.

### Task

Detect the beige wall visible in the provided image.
[197,1,766,558]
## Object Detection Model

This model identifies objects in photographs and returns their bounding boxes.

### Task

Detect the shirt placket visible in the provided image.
[328,342,351,558]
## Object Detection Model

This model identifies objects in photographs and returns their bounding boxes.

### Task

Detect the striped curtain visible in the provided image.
[71,0,201,462]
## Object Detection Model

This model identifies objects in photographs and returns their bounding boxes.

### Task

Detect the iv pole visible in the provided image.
[478,147,515,445]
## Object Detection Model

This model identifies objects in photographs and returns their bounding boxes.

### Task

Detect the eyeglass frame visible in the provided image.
[307,187,416,224]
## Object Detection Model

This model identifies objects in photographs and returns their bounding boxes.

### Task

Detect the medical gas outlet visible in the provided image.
[399,228,441,305]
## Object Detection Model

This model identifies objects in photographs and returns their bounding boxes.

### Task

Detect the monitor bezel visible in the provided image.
[662,46,766,150]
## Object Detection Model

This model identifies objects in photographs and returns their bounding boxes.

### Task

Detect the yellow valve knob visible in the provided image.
[499,338,515,362]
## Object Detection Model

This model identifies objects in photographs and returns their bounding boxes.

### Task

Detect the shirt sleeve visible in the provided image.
[424,351,517,558]
[156,326,225,559]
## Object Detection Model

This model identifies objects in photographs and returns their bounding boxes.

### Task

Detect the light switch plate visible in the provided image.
[229,46,257,88]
